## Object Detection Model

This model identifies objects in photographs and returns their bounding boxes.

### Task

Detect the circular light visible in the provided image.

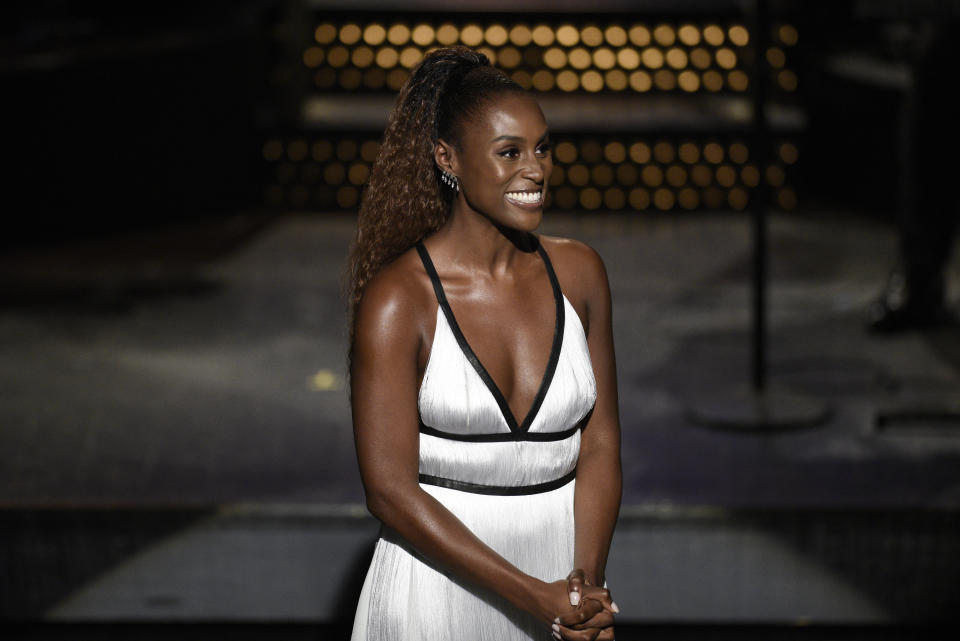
[550,166,565,186]
[728,70,749,91]
[263,140,283,162]
[605,25,628,47]
[702,70,723,91]
[557,25,579,46]
[544,47,567,69]
[654,69,676,90]
[716,165,737,187]
[617,48,640,69]
[582,25,604,47]
[778,142,799,165]
[363,68,385,89]
[324,162,346,185]
[728,187,749,210]
[592,164,615,186]
[629,70,652,91]
[766,46,786,68]
[376,47,399,68]
[499,46,522,68]
[689,47,711,69]
[337,185,359,208]
[778,69,798,91]
[653,188,675,210]
[617,164,639,185]
[340,24,362,45]
[716,47,737,69]
[327,46,349,67]
[360,140,380,162]
[728,142,749,164]
[678,70,700,92]
[532,24,555,46]
[386,68,408,89]
[557,70,579,91]
[605,187,627,209]
[605,69,628,90]
[555,186,578,209]
[728,25,749,47]
[629,24,651,46]
[629,187,651,210]
[510,70,532,89]
[485,24,508,46]
[555,141,578,163]
[352,46,374,68]
[691,164,712,186]
[532,69,555,90]
[349,163,370,185]
[678,187,699,210]
[311,140,333,162]
[315,23,337,44]
[642,165,663,186]
[364,24,386,46]
[568,164,590,186]
[703,186,724,209]
[303,46,324,68]
[740,164,760,186]
[478,46,497,65]
[678,142,699,164]
[399,47,422,68]
[580,187,603,210]
[666,165,687,187]
[665,47,688,69]
[778,24,799,46]
[436,23,459,45]
[461,24,484,46]
[510,25,533,46]
[641,48,664,69]
[678,24,701,46]
[387,23,410,45]
[569,47,592,69]
[629,142,651,163]
[703,24,724,46]
[411,23,435,46]
[593,47,616,70]
[653,141,675,163]
[303,162,321,184]
[336,139,357,161]
[777,188,797,210]
[581,140,603,163]
[604,142,627,163]
[766,165,786,187]
[704,142,724,164]
[653,24,676,46]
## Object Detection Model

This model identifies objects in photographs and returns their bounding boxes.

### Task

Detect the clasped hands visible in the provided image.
[547,569,617,641]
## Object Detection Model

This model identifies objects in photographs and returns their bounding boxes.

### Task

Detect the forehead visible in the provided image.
[467,93,548,140]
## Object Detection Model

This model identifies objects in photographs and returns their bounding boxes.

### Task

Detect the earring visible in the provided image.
[440,168,460,193]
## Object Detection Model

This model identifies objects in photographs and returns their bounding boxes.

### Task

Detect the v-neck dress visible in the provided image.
[351,236,598,641]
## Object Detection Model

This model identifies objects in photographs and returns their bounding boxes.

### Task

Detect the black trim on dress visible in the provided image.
[418,468,576,495]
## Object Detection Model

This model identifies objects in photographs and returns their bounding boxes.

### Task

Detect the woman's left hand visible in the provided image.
[551,569,617,640]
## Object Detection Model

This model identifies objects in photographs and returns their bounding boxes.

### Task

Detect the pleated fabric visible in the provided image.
[351,238,597,641]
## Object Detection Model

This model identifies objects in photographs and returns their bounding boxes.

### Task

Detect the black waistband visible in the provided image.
[418,468,576,496]
[419,420,582,442]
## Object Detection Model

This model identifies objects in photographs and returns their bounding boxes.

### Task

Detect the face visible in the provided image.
[437,93,552,231]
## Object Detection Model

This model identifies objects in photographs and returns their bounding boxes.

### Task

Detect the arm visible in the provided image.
[351,269,597,627]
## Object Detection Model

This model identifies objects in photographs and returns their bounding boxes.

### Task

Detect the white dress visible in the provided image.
[351,236,598,641]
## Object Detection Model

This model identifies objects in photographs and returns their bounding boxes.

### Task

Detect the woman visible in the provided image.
[346,46,622,641]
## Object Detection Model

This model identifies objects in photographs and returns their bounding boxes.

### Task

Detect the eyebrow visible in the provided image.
[490,130,550,144]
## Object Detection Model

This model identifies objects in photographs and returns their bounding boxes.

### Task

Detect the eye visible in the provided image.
[537,142,552,156]
[498,147,520,159]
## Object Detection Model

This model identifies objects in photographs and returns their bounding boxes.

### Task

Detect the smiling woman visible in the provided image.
[345,46,622,641]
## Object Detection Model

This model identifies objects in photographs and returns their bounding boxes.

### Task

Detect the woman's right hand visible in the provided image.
[530,580,615,641]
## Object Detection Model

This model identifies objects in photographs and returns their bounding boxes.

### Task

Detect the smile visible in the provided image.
[505,190,543,206]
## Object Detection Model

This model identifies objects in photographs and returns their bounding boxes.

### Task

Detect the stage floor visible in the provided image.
[2,209,959,509]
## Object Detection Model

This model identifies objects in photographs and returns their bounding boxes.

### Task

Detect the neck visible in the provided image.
[433,199,537,277]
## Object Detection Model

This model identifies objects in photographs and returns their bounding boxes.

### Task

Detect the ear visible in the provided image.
[434,138,459,176]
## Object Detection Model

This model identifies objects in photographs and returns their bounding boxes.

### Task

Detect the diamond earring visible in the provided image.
[439,168,460,193]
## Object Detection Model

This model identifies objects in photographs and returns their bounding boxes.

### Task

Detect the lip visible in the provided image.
[504,189,544,210]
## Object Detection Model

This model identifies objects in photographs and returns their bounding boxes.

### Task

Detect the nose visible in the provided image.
[521,150,547,184]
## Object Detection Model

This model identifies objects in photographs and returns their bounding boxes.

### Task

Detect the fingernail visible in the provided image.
[611,601,620,613]
[552,623,560,632]
[552,631,561,640]
[554,616,561,624]
[569,591,580,606]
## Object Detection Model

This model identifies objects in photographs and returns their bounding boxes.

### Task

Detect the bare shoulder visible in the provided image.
[538,234,609,296]
[353,246,434,351]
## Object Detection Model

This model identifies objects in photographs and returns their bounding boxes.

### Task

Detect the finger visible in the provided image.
[580,586,617,613]
[595,625,615,640]
[564,610,615,631]
[556,623,601,641]
[556,596,603,626]
[565,569,586,606]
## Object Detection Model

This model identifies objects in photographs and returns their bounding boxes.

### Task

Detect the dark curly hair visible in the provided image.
[344,46,525,361]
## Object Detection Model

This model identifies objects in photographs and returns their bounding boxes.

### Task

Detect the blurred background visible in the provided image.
[3,0,960,639]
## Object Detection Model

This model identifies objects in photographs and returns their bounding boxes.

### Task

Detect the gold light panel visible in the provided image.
[304,18,798,93]
[263,136,798,212]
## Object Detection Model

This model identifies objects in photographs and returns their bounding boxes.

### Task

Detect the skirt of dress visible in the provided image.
[351,479,576,641]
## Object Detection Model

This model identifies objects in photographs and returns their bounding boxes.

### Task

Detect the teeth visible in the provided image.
[505,191,542,204]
